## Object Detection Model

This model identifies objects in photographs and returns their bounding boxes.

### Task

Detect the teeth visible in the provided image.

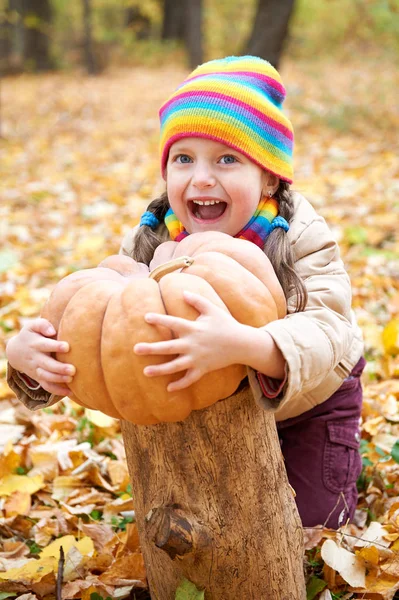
[192,200,222,205]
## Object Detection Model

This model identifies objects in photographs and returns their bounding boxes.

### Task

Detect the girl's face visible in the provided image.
[166,138,278,236]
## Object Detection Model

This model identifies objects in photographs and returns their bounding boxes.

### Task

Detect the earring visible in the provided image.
[267,191,273,198]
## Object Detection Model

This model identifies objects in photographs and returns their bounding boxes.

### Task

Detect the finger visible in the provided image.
[183,291,215,314]
[167,368,202,392]
[35,338,70,354]
[40,381,72,397]
[143,356,191,377]
[144,312,194,333]
[36,367,73,384]
[37,358,76,376]
[134,339,185,356]
[30,318,57,338]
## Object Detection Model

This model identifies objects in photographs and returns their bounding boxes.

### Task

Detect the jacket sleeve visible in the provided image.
[253,214,354,410]
[7,362,64,411]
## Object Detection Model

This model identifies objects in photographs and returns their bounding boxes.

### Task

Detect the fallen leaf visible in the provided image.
[0,474,44,496]
[321,539,366,587]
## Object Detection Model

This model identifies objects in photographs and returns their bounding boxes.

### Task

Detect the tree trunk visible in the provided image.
[0,3,13,72]
[23,0,53,71]
[161,0,185,41]
[184,0,203,68]
[121,382,306,599]
[82,0,97,75]
[245,0,295,68]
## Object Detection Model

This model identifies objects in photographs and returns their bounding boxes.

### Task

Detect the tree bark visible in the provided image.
[82,0,97,75]
[23,0,53,71]
[161,0,185,41]
[0,3,13,73]
[121,382,306,599]
[245,0,295,68]
[184,0,203,68]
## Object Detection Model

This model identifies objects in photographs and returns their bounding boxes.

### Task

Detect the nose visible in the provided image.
[191,161,216,189]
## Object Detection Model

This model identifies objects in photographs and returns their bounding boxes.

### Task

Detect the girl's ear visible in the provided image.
[262,172,280,197]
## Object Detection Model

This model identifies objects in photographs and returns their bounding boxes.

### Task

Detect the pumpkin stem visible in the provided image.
[149,256,194,282]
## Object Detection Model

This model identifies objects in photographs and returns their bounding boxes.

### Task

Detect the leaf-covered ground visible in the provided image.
[0,56,398,599]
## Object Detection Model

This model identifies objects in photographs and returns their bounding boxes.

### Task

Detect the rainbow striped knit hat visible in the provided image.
[159,55,294,183]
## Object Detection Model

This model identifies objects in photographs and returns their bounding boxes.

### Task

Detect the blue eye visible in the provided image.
[176,154,192,163]
[220,155,237,164]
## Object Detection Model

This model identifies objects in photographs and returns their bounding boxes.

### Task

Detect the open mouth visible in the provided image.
[188,199,228,222]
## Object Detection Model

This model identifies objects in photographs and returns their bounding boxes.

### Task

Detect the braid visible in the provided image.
[263,182,308,312]
[132,192,170,265]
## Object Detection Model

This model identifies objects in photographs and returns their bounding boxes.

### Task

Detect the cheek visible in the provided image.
[233,190,260,220]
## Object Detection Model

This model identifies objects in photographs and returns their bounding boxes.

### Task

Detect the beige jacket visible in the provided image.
[7,192,364,421]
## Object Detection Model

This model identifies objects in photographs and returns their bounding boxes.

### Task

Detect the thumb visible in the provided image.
[31,318,57,338]
[183,291,215,314]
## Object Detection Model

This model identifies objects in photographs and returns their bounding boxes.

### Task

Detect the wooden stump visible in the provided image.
[121,382,306,599]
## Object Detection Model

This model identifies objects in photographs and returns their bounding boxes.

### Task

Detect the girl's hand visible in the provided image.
[6,318,76,396]
[133,291,245,392]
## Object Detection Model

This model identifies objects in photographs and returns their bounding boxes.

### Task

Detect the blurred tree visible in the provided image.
[125,6,151,40]
[245,0,295,68]
[23,0,53,70]
[0,0,53,72]
[0,3,13,72]
[161,0,185,41]
[185,0,202,67]
[82,0,98,74]
[161,0,203,68]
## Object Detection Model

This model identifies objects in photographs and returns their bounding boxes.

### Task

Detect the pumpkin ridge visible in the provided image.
[99,290,117,415]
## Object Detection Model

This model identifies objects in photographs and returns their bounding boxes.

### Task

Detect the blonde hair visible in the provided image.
[132,183,308,313]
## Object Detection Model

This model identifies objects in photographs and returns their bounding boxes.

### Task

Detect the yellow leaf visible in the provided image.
[84,408,117,428]
[383,318,399,356]
[363,416,385,436]
[0,474,44,496]
[0,380,14,400]
[0,556,56,581]
[41,535,94,559]
[0,444,21,479]
[76,236,105,255]
[4,491,31,517]
[356,545,379,565]
[384,532,399,542]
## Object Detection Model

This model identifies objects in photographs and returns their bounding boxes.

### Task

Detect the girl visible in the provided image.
[6,56,365,529]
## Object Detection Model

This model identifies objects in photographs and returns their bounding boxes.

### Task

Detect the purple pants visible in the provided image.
[277,357,366,528]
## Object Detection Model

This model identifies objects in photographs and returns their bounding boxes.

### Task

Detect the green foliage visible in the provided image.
[26,539,42,555]
[391,440,399,464]
[3,0,397,72]
[110,514,135,531]
[0,594,17,600]
[90,509,103,521]
[291,0,399,58]
[306,575,327,600]
[77,415,95,445]
[15,466,28,475]
[90,593,112,600]
[175,579,205,600]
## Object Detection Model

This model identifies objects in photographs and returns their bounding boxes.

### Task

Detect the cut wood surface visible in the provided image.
[122,382,306,599]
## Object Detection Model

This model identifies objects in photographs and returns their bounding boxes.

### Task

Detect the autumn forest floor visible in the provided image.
[0,55,399,599]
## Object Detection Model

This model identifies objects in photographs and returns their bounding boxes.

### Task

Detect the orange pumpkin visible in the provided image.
[41,231,286,424]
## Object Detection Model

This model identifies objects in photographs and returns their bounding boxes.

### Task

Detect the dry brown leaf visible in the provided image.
[99,552,146,585]
[80,523,115,553]
[0,540,30,559]
[62,579,114,600]
[3,490,31,517]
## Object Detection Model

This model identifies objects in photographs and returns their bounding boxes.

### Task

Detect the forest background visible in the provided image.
[0,1,399,599]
